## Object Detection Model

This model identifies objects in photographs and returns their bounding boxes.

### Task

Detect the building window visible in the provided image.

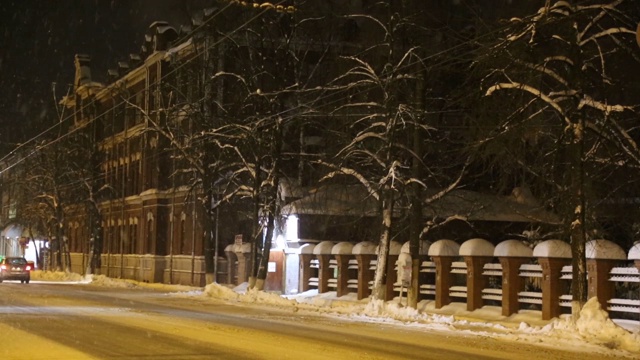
[129,223,137,254]
[146,219,153,254]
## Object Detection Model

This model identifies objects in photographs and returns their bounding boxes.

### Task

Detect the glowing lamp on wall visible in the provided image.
[284,215,299,242]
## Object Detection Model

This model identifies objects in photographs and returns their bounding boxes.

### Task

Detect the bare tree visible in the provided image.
[66,129,110,275]
[21,138,78,271]
[316,8,432,303]
[478,0,640,315]
[141,4,312,288]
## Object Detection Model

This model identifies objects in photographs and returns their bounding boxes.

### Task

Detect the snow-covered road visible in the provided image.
[0,280,631,360]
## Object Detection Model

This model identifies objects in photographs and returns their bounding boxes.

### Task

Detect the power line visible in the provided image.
[0,0,277,171]
[0,2,596,190]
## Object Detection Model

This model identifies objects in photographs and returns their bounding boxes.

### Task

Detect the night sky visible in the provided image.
[0,0,215,149]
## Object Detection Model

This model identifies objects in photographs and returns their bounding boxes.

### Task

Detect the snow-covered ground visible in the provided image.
[30,270,640,358]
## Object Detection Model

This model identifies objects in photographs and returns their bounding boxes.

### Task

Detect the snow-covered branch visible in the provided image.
[485,82,572,125]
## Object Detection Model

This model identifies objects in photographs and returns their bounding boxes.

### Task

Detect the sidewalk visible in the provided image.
[288,289,553,328]
[283,288,640,333]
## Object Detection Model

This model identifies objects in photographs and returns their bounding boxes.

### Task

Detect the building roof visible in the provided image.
[281,185,560,224]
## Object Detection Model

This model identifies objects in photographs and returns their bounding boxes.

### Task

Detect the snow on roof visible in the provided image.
[400,240,432,255]
[428,239,460,257]
[312,241,335,255]
[332,242,354,255]
[494,240,533,257]
[281,185,379,217]
[156,25,175,34]
[532,239,571,258]
[585,240,626,260]
[164,37,193,59]
[281,185,559,223]
[353,241,377,255]
[630,242,640,260]
[423,188,560,223]
[459,238,495,257]
[224,247,238,260]
[300,243,316,255]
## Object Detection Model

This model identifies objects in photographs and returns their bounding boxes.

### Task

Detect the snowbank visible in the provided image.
[549,297,640,352]
[90,275,140,288]
[203,282,297,308]
[30,270,87,282]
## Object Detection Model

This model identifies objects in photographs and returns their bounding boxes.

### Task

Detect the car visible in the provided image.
[0,257,31,284]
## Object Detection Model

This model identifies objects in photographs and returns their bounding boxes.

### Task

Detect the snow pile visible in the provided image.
[365,299,426,322]
[202,282,241,301]
[291,290,454,327]
[287,290,368,314]
[203,282,297,308]
[364,298,386,316]
[242,287,298,307]
[550,298,640,352]
[90,275,140,288]
[30,270,88,282]
[87,275,201,292]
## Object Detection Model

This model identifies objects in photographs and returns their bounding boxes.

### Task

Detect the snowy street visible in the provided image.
[0,276,636,360]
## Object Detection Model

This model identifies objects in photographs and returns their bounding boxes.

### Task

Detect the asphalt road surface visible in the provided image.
[0,281,625,359]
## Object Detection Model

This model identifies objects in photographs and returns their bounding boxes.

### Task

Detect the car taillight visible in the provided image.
[25,265,31,271]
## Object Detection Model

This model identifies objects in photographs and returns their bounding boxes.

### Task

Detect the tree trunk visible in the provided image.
[203,188,216,284]
[254,211,275,291]
[255,116,283,290]
[567,4,588,316]
[56,224,64,272]
[248,159,262,288]
[407,70,425,309]
[89,209,103,275]
[569,120,588,316]
[65,238,72,273]
[372,187,393,301]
